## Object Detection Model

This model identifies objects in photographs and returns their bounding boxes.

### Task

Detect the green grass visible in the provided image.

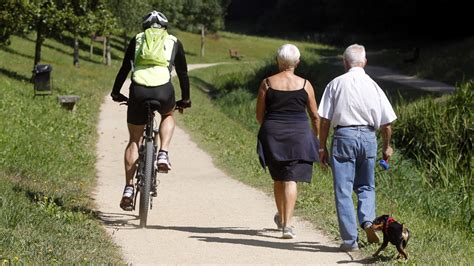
[0,33,123,263]
[173,30,336,64]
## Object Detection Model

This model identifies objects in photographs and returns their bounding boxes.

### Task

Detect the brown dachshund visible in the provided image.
[372,215,410,260]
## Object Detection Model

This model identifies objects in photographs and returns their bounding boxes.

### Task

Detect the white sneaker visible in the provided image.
[157,151,171,171]
[282,227,296,239]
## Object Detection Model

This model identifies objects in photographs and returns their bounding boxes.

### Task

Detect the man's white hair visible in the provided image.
[343,44,366,67]
[277,44,300,66]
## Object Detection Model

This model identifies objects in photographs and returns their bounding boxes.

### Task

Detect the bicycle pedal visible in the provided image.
[157,165,169,173]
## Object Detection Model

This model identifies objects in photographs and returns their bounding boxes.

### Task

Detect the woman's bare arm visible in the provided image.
[256,79,267,125]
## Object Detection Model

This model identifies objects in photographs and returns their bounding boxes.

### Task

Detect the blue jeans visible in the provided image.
[330,126,377,248]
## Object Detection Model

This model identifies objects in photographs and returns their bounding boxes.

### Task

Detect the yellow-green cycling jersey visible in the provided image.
[132,28,178,87]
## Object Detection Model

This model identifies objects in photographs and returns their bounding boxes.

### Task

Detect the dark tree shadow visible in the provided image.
[0,46,35,60]
[51,33,124,60]
[0,67,31,83]
[21,34,122,64]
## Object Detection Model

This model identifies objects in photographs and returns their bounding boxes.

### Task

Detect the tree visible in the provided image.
[62,0,116,67]
[90,4,117,66]
[27,1,67,69]
[0,0,30,45]
[150,0,228,57]
[191,0,226,56]
[107,0,151,53]
[62,1,94,67]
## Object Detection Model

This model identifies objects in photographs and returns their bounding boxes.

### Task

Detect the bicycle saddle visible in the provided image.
[142,99,162,112]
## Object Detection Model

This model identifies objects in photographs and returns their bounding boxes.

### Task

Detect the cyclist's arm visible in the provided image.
[174,39,190,101]
[111,38,135,95]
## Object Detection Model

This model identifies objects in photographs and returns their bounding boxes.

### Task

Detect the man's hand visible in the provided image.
[380,123,393,161]
[382,145,394,161]
[111,92,128,103]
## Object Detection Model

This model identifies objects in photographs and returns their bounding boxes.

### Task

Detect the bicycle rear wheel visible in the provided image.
[139,139,154,228]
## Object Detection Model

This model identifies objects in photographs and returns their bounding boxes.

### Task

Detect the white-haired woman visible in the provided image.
[256,44,320,239]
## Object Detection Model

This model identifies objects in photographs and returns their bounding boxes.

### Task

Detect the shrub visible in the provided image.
[393,81,473,229]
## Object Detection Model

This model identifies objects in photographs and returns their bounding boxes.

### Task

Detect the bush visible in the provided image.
[393,81,473,229]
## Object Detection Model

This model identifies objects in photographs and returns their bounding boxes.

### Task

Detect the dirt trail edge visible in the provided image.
[94,64,361,264]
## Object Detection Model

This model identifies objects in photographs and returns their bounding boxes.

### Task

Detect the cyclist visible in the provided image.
[110,10,191,211]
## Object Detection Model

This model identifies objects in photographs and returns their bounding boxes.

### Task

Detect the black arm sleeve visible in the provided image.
[174,39,190,100]
[111,38,135,95]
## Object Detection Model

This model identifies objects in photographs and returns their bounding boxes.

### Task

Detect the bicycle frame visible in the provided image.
[134,102,160,228]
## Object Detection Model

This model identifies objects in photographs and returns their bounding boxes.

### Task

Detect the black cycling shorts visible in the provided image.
[127,82,175,125]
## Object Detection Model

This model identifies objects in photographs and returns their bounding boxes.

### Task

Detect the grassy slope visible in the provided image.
[0,34,123,263]
[174,30,334,64]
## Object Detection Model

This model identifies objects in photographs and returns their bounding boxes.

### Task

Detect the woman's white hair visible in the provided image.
[277,44,300,67]
[343,44,366,67]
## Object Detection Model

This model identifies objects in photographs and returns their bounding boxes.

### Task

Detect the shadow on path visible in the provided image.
[190,235,341,254]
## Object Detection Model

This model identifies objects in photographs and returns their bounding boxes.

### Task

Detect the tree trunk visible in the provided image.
[33,21,44,81]
[102,38,106,64]
[200,25,205,57]
[34,22,44,66]
[73,33,80,67]
[90,36,93,58]
[106,36,112,66]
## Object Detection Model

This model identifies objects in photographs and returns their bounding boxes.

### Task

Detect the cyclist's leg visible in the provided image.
[159,111,174,151]
[120,83,147,209]
[126,84,148,184]
[125,124,145,184]
[120,124,144,210]
[153,82,175,170]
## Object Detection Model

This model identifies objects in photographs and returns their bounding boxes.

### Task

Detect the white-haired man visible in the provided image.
[318,44,397,251]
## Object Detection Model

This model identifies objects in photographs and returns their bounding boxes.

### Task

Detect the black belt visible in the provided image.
[335,125,373,130]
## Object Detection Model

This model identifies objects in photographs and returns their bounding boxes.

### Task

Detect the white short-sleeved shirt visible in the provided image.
[318,67,397,129]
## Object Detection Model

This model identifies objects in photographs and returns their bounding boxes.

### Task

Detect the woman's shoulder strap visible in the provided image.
[265,78,271,88]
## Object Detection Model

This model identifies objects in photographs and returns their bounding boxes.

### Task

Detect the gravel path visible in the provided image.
[93,64,362,264]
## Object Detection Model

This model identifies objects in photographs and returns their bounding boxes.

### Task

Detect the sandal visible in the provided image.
[119,185,134,211]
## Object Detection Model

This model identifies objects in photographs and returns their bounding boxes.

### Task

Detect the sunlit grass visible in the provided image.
[0,33,123,263]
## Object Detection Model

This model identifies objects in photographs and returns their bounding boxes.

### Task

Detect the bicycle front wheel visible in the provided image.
[139,139,154,228]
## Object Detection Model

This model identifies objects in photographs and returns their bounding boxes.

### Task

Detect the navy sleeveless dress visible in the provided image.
[257,80,320,183]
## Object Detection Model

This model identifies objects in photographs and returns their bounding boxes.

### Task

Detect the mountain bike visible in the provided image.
[133,99,162,228]
[120,100,179,228]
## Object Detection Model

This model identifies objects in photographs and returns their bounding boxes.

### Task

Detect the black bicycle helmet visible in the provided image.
[142,10,168,30]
